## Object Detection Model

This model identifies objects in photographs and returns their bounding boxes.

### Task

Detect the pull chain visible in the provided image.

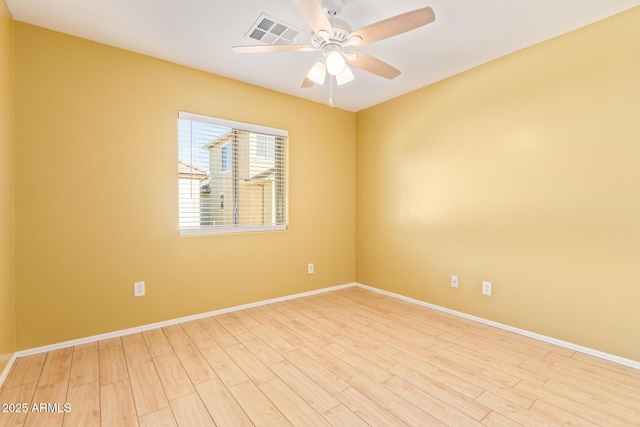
[329,76,334,108]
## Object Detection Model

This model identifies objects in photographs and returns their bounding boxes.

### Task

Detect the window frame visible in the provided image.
[178,111,288,236]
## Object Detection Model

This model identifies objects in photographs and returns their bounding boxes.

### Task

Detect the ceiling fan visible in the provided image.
[232,0,435,104]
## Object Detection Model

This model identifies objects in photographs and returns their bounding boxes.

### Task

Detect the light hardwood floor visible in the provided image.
[1,287,639,426]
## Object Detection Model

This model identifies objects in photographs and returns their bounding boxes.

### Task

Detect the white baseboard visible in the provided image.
[6,280,638,381]
[0,352,18,390]
[14,282,355,358]
[355,282,640,371]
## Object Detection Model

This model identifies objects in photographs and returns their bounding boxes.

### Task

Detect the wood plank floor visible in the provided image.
[1,287,639,426]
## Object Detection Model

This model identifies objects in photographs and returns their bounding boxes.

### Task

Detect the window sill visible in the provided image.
[179,224,287,236]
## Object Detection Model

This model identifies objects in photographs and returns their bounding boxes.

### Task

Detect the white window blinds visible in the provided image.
[178,112,287,235]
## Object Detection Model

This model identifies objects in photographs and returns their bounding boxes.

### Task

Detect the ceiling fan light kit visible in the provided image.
[325,49,346,75]
[233,0,436,106]
[335,65,354,86]
[307,60,327,85]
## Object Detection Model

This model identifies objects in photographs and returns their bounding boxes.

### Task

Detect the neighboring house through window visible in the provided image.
[221,143,231,172]
[254,134,275,160]
[178,111,287,235]
[178,160,209,229]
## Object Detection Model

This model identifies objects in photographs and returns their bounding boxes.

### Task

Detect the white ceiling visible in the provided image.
[6,0,640,112]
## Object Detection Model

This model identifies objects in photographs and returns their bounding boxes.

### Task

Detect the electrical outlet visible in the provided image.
[307,263,314,274]
[482,281,492,296]
[451,275,458,288]
[134,281,145,297]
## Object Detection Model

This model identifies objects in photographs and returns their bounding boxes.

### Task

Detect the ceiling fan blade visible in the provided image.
[232,44,312,53]
[347,51,400,79]
[348,7,435,46]
[293,0,332,36]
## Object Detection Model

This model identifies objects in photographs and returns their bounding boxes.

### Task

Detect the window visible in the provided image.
[178,111,287,235]
[254,134,275,160]
[221,143,231,171]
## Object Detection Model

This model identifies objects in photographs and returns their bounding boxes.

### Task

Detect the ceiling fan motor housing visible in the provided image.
[329,17,351,41]
[310,16,351,48]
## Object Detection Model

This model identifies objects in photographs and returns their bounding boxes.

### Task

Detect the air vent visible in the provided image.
[245,13,302,45]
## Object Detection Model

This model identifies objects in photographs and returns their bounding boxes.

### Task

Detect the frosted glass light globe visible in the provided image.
[326,51,346,76]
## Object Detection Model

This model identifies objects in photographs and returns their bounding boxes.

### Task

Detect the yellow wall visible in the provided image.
[14,24,355,349]
[356,6,640,361]
[0,0,16,373]
[9,6,640,363]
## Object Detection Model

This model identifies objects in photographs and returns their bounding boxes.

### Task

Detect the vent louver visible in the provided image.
[245,14,302,45]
